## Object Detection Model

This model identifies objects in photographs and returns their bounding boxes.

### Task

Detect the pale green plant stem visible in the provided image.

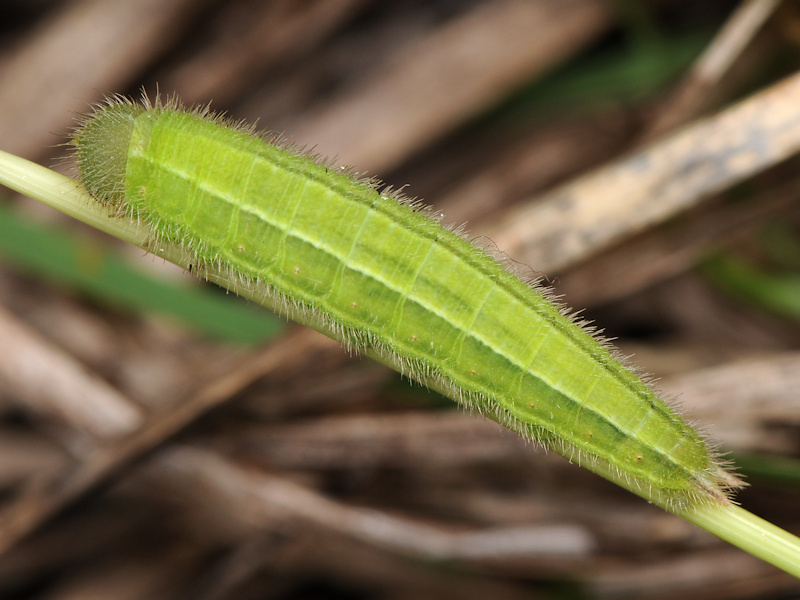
[587,459,800,576]
[677,504,800,576]
[1,149,799,578]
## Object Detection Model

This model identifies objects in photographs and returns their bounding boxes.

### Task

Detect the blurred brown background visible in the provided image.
[1,1,800,598]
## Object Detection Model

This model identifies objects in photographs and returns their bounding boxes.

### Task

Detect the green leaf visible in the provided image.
[0,201,285,344]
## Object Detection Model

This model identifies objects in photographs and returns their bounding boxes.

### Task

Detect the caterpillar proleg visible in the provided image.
[73,95,742,508]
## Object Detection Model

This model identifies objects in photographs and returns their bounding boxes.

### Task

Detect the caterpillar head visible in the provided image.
[73,99,144,205]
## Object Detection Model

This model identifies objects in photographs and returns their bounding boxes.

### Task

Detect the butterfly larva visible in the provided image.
[74,96,741,508]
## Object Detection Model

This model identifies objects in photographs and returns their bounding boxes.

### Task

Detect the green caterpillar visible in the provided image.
[74,96,741,508]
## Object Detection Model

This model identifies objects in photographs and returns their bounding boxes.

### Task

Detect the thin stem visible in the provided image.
[0,150,146,245]
[584,457,800,577]
[674,503,800,577]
